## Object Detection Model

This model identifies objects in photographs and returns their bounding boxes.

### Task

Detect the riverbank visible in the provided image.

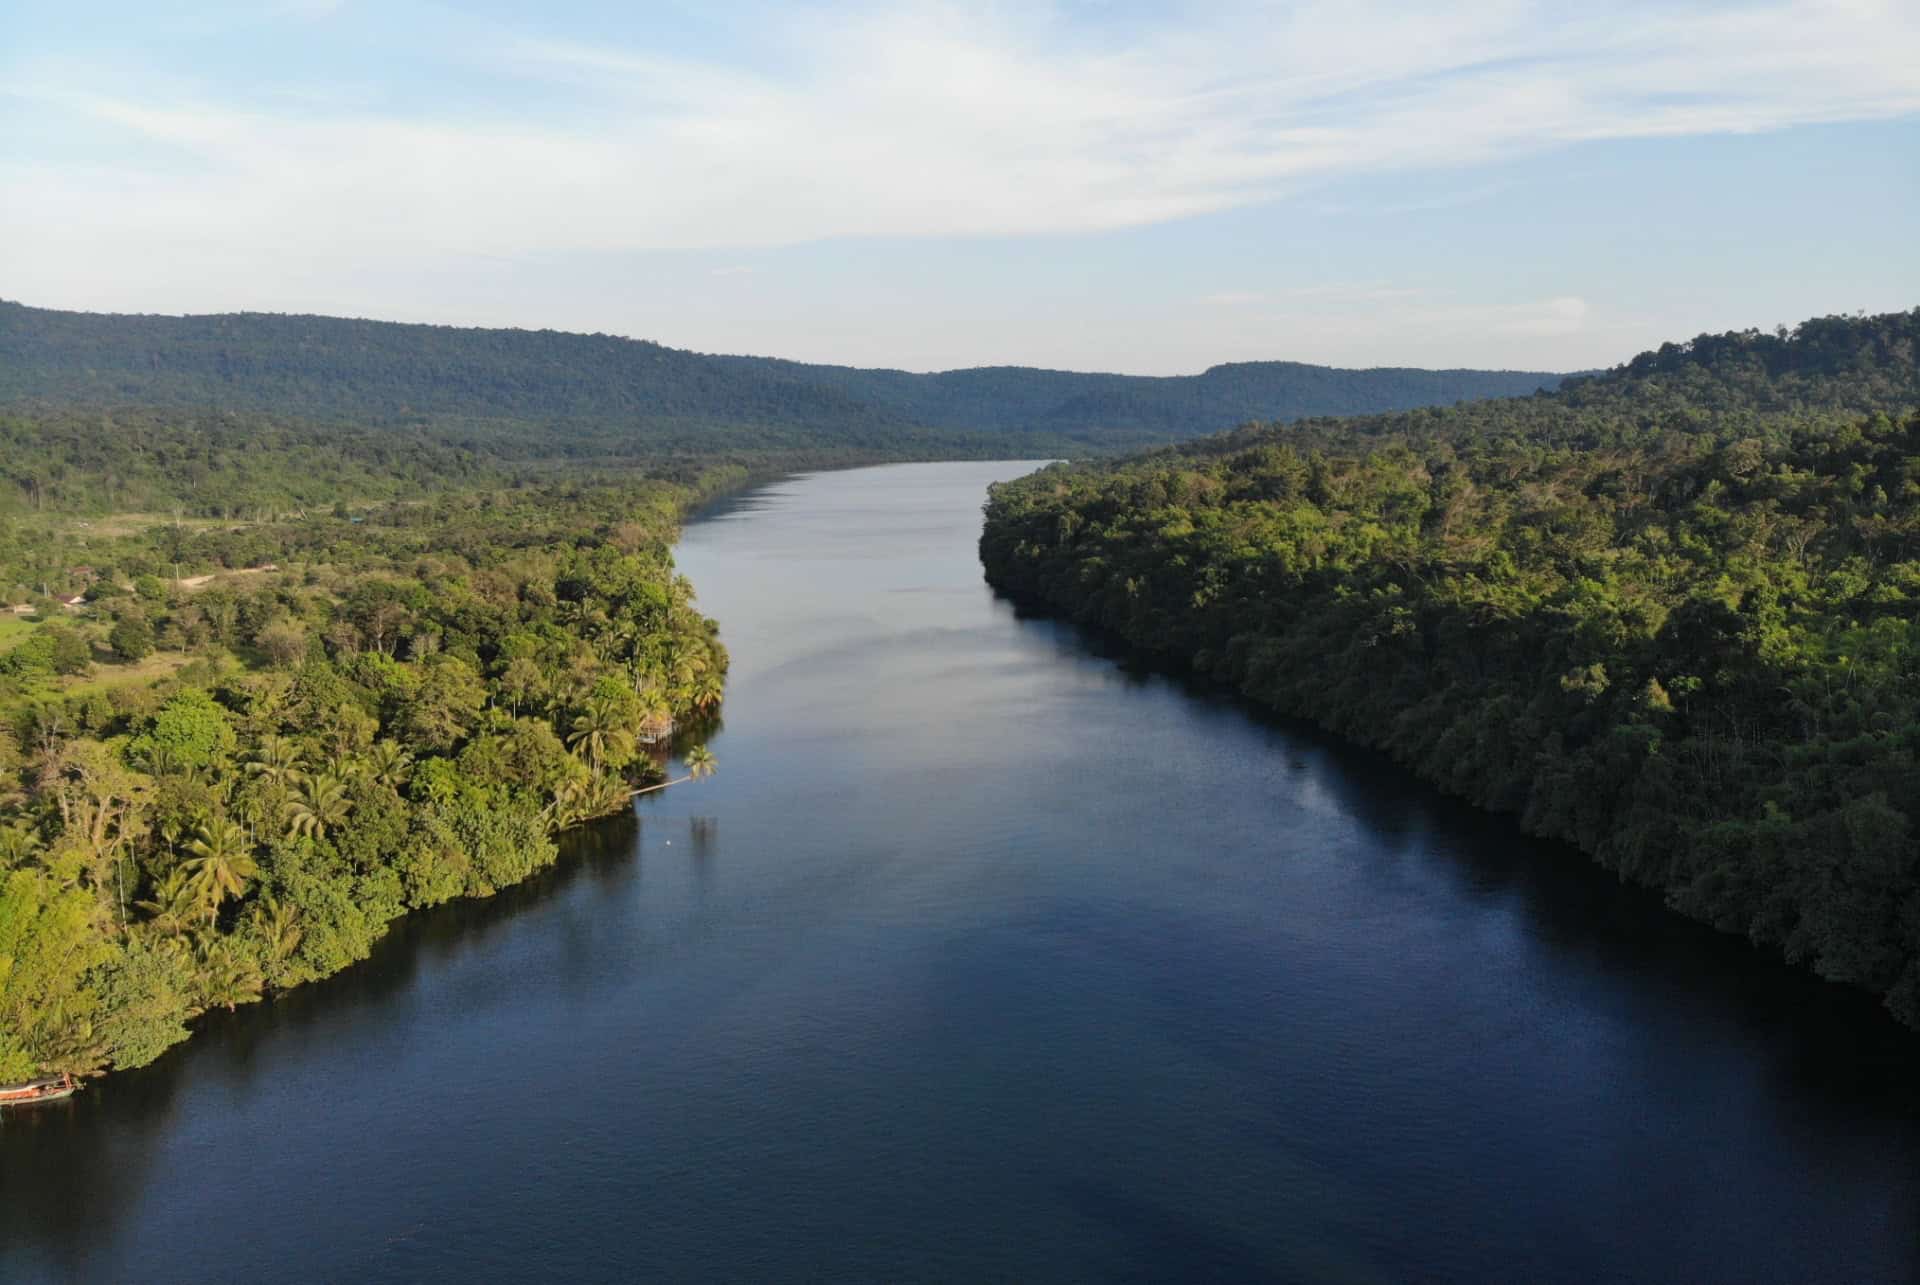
[0,468,743,1086]
[978,463,1920,1032]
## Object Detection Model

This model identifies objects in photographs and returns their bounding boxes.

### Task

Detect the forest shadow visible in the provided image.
[991,585,1920,1113]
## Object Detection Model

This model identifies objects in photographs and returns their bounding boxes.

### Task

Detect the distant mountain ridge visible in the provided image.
[709,352,1566,439]
[0,300,1564,451]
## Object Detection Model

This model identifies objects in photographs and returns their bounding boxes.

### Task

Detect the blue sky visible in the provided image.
[3,1,1916,373]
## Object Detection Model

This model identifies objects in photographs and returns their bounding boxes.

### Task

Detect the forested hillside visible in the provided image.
[0,300,1560,453]
[980,309,1920,1026]
[711,354,1564,438]
[0,403,985,518]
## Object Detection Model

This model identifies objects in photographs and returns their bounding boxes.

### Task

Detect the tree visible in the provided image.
[90,941,199,1069]
[566,695,636,773]
[109,616,155,662]
[194,934,264,1012]
[0,868,113,1079]
[629,745,717,799]
[181,818,259,924]
[286,771,350,841]
[690,669,725,712]
[400,656,486,752]
[358,740,414,791]
[0,821,41,870]
[245,892,304,969]
[132,688,238,773]
[257,619,309,668]
[246,733,306,784]
[135,869,198,939]
[498,655,547,715]
[43,624,92,675]
[37,739,150,921]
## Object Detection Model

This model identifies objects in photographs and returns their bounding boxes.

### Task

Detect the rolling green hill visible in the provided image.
[0,299,1562,454]
[710,353,1565,439]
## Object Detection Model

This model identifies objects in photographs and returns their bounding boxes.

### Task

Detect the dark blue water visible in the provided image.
[5,461,1918,1283]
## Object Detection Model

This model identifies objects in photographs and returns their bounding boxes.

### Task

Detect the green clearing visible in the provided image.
[0,612,42,653]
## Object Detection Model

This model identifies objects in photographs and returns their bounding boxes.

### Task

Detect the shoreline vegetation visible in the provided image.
[981,309,1920,1030]
[0,469,742,1086]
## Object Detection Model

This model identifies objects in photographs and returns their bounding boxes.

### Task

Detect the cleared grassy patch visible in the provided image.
[0,613,42,654]
[61,512,239,539]
[177,567,277,593]
[59,651,196,697]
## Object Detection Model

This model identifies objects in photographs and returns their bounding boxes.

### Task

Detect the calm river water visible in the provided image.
[5,461,1919,1282]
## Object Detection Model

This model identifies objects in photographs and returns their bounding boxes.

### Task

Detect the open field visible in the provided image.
[53,513,236,539]
[63,651,195,696]
[0,613,42,654]
[8,651,204,705]
[177,567,275,592]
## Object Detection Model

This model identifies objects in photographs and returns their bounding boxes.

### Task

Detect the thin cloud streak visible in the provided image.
[0,0,1915,372]
[6,2,1918,263]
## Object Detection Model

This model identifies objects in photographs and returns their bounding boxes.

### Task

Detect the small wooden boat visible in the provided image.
[0,1075,79,1107]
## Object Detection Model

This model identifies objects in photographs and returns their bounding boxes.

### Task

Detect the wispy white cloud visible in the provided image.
[1,0,1915,334]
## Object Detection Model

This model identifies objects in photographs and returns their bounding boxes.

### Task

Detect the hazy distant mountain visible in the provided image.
[0,299,1564,451]
[710,354,1565,439]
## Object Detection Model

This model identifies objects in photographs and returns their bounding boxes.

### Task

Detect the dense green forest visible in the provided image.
[710,353,1564,439]
[981,309,1920,1027]
[0,471,732,1081]
[0,402,997,519]
[0,300,1560,454]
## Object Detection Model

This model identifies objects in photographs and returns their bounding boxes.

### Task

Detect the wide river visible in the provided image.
[6,461,1920,1282]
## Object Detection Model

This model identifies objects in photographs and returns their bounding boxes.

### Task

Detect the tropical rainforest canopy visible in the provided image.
[0,471,733,1080]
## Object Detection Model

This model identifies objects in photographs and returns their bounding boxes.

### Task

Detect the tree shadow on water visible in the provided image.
[996,588,1920,1116]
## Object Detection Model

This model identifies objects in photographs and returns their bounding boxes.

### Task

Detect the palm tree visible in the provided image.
[559,599,608,643]
[567,697,635,772]
[690,669,725,713]
[251,892,304,966]
[286,771,350,841]
[0,822,41,870]
[195,934,264,1011]
[246,733,305,785]
[360,740,414,791]
[628,745,718,798]
[182,818,259,924]
[36,1013,107,1081]
[542,777,591,832]
[599,615,641,667]
[136,868,198,938]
